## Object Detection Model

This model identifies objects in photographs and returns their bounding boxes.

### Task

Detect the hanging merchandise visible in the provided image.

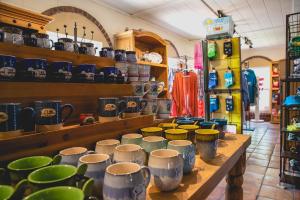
[224,68,234,88]
[171,70,198,117]
[208,69,218,89]
[194,41,204,70]
[225,95,234,111]
[210,94,219,113]
[244,68,257,105]
[223,39,233,57]
[207,41,217,59]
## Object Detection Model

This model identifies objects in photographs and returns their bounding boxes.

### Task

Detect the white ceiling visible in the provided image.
[98,0,294,48]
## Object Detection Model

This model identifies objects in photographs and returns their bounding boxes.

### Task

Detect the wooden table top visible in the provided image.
[146,133,251,200]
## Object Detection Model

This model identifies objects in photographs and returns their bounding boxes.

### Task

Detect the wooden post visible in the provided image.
[225,152,246,200]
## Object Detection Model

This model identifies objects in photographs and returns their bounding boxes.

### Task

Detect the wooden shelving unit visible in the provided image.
[114,30,169,95]
[271,61,280,124]
[0,43,115,68]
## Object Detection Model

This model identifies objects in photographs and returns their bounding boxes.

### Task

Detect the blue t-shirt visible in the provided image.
[244,69,257,104]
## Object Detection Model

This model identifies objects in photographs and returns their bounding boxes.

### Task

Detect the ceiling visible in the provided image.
[97,0,295,48]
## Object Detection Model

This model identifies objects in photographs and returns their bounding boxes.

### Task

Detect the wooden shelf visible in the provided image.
[0,82,133,123]
[272,88,280,90]
[0,43,115,67]
[137,61,167,68]
[0,115,154,163]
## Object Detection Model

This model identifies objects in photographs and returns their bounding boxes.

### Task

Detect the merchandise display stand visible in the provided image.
[204,37,243,134]
[271,61,281,124]
[280,11,300,187]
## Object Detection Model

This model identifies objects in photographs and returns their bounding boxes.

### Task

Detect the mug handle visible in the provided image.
[61,104,74,123]
[118,100,127,115]
[10,179,28,200]
[77,163,88,177]
[51,155,62,165]
[81,178,94,198]
[157,82,165,95]
[21,107,35,132]
[139,100,148,112]
[49,39,54,49]
[143,83,151,96]
[0,168,10,184]
[141,166,151,188]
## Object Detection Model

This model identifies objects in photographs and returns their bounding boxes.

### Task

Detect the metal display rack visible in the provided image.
[280,12,300,187]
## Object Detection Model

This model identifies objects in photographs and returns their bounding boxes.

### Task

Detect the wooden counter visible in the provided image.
[147,134,251,200]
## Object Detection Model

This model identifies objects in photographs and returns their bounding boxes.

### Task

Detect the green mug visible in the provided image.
[7,155,61,185]
[121,133,143,145]
[27,164,88,192]
[0,179,27,200]
[24,186,85,200]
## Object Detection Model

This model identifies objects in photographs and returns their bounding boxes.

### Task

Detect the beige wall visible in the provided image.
[1,0,195,57]
[241,44,285,61]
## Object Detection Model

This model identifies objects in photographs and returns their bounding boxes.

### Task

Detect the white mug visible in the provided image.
[95,139,120,158]
[113,144,146,166]
[59,147,89,166]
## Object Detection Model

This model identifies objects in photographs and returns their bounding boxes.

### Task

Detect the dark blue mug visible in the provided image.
[102,67,120,83]
[121,96,147,113]
[0,55,16,80]
[98,98,126,118]
[34,101,74,132]
[17,58,47,81]
[0,103,34,133]
[49,61,72,81]
[73,64,96,82]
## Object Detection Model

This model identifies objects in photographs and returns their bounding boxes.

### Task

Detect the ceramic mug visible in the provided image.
[113,144,146,166]
[121,133,143,145]
[73,64,96,82]
[27,164,87,192]
[195,129,219,160]
[0,180,27,200]
[127,63,139,82]
[49,61,72,81]
[78,153,111,197]
[0,103,35,134]
[142,99,158,115]
[157,98,172,119]
[130,81,151,97]
[98,98,126,123]
[140,127,163,137]
[138,65,151,82]
[211,118,227,139]
[0,55,16,80]
[145,81,165,99]
[141,136,167,154]
[24,186,84,200]
[59,147,89,166]
[121,96,147,117]
[57,38,74,52]
[103,162,150,200]
[165,129,188,140]
[17,58,47,81]
[115,62,128,82]
[168,140,195,174]
[95,139,120,159]
[7,155,61,185]
[178,124,199,143]
[148,149,183,191]
[35,33,53,49]
[34,100,74,132]
[158,122,178,130]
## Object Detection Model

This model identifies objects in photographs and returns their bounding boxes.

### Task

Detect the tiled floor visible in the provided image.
[207,122,300,200]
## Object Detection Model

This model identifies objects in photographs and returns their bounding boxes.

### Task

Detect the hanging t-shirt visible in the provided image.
[244,69,257,104]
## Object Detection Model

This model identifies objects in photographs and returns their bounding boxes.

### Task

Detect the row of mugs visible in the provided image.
[115,62,151,82]
[0,55,126,83]
[130,81,165,99]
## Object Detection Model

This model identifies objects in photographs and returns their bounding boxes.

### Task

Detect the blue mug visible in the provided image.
[49,61,72,81]
[17,58,47,81]
[121,96,147,113]
[0,103,34,133]
[0,55,16,80]
[73,64,96,82]
[34,100,74,132]
[98,98,126,118]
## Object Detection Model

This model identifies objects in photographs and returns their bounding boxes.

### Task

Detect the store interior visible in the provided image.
[0,0,299,199]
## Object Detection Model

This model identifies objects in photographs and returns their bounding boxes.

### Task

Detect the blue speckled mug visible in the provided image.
[148,149,183,191]
[195,129,219,161]
[141,136,167,154]
[103,162,150,200]
[168,140,195,174]
[0,55,16,80]
[78,153,111,197]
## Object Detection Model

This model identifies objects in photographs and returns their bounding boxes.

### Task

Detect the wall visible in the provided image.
[241,44,285,61]
[1,0,195,57]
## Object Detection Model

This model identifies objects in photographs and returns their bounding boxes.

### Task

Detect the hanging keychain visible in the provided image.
[223,39,233,57]
[209,67,218,89]
[210,94,219,113]
[224,66,234,88]
[226,95,234,112]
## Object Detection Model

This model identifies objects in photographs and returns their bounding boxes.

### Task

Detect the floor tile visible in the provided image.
[271,156,280,162]
[269,161,280,169]
[250,152,271,160]
[263,175,280,187]
[257,196,274,200]
[253,149,273,155]
[247,158,269,167]
[259,185,293,200]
